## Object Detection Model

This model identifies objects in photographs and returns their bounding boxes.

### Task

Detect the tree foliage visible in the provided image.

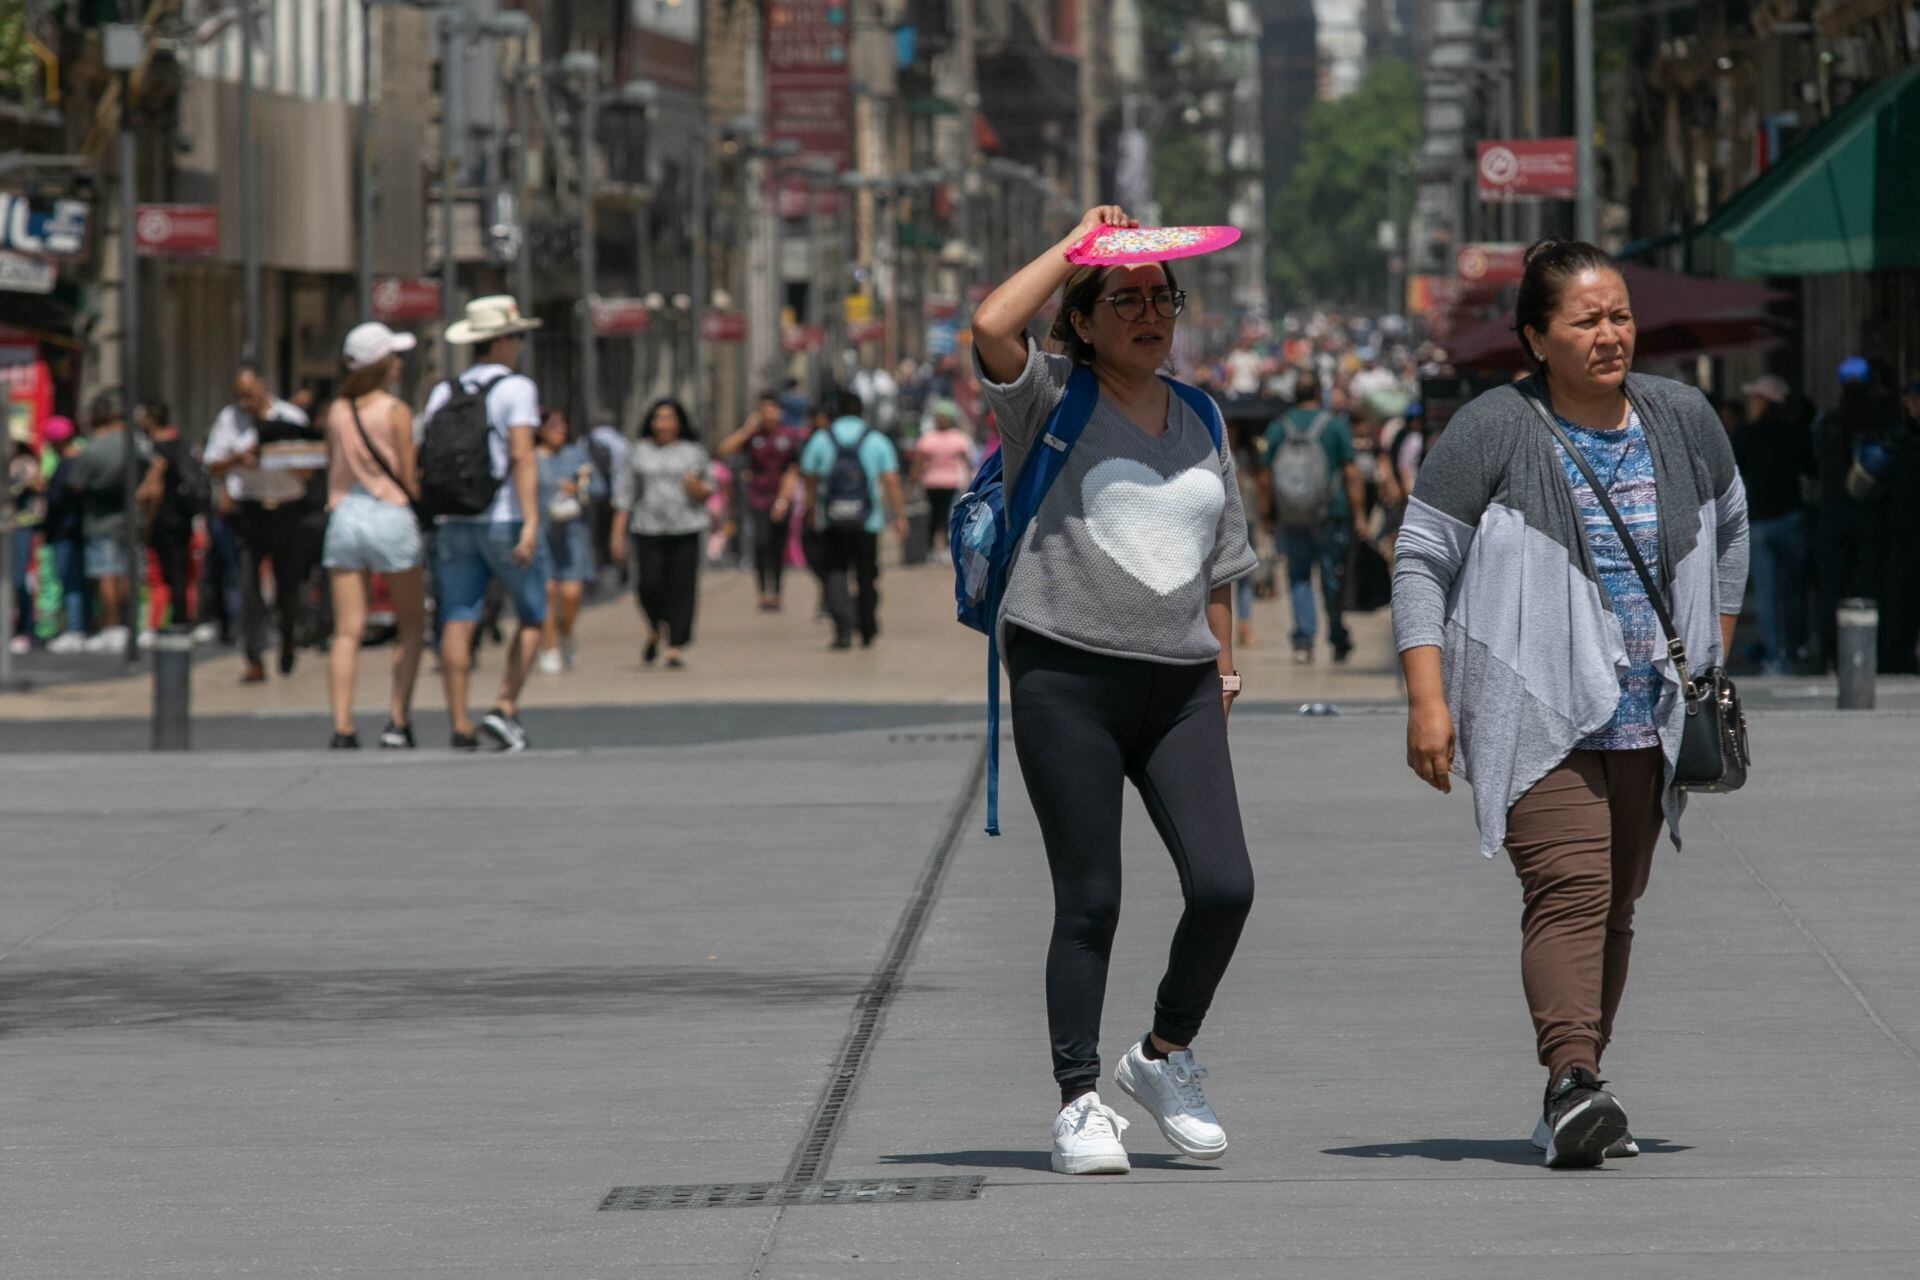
[1267,59,1420,308]
[0,0,42,104]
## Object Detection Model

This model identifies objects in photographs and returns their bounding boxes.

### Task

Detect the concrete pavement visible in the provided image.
[2,700,1917,1277]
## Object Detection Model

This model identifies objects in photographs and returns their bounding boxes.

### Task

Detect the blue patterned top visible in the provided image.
[1554,411,1663,750]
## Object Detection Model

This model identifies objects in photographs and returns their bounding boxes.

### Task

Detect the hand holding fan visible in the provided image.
[1065,224,1241,267]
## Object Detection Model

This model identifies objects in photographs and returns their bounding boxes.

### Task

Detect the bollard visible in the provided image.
[151,625,193,750]
[1836,597,1877,711]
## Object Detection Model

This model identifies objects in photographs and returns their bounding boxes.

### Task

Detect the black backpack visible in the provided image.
[170,446,211,518]
[418,374,510,518]
[820,427,875,532]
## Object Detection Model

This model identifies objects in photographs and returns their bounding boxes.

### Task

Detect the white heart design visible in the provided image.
[1080,457,1224,596]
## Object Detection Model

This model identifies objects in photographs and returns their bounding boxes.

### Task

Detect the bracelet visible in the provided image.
[1219,672,1242,695]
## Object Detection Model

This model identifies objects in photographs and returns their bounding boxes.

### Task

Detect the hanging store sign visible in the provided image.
[1476,139,1578,201]
[781,324,826,354]
[591,297,653,336]
[765,0,852,216]
[372,277,443,323]
[0,250,57,294]
[0,195,89,258]
[699,310,749,342]
[135,204,220,258]
[1455,243,1528,288]
[846,319,886,345]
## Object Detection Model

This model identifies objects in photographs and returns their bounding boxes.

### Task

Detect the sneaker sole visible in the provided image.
[1050,1151,1130,1175]
[1112,1058,1229,1161]
[1544,1096,1628,1170]
[479,721,527,753]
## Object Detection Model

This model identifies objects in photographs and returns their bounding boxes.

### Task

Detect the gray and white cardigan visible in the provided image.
[1392,373,1750,856]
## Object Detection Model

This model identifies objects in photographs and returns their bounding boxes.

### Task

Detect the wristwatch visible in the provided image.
[1219,672,1242,695]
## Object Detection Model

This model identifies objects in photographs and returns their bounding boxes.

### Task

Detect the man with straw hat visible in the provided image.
[421,295,546,752]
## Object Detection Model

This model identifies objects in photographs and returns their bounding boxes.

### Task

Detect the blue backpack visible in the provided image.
[951,367,1226,835]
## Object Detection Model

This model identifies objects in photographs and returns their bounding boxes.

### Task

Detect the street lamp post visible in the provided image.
[240,4,260,365]
[104,24,143,668]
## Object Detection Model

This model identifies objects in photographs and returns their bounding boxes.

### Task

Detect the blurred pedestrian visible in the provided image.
[1394,239,1749,1169]
[1810,357,1897,669]
[973,203,1257,1177]
[1732,374,1813,674]
[534,406,593,674]
[40,416,89,652]
[321,322,426,749]
[799,387,904,651]
[911,398,976,558]
[585,419,629,589]
[7,417,44,654]
[67,391,162,654]
[714,391,804,612]
[424,296,547,752]
[203,366,321,682]
[609,399,713,670]
[1260,369,1364,663]
[1880,381,1920,674]
[137,401,207,640]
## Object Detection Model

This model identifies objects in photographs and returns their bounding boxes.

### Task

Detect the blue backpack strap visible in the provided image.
[1164,377,1225,452]
[983,363,1099,837]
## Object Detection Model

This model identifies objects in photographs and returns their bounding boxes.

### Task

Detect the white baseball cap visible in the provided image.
[343,321,419,370]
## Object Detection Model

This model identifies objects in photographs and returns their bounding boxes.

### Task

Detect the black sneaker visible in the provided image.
[1331,636,1354,664]
[379,721,415,750]
[479,707,528,753]
[1606,1131,1640,1159]
[450,730,479,752]
[1532,1068,1628,1169]
[329,731,360,750]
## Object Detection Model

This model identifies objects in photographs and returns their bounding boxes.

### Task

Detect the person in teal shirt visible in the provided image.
[1259,370,1365,664]
[799,390,905,649]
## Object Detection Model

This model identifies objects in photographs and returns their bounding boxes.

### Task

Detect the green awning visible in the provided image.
[1692,63,1920,277]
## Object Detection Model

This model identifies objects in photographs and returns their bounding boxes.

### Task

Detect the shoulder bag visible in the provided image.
[1523,387,1749,793]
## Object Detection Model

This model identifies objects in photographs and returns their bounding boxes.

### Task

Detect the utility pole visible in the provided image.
[1517,0,1541,244]
[356,0,374,316]
[511,56,535,387]
[1572,0,1596,243]
[689,132,709,425]
[438,12,462,376]
[1557,0,1576,237]
[103,25,143,666]
[1076,0,1100,207]
[580,83,599,426]
[240,5,261,366]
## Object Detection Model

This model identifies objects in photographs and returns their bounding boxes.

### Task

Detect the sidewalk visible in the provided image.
[0,709,1915,1276]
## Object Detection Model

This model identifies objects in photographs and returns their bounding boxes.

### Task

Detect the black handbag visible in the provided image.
[1524,388,1749,793]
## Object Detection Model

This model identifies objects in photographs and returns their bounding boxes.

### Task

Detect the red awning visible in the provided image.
[1442,263,1789,371]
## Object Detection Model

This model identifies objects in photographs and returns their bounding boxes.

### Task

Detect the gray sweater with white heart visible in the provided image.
[975,341,1258,664]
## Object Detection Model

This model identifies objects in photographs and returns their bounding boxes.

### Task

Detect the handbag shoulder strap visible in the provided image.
[348,396,412,499]
[1521,384,1691,679]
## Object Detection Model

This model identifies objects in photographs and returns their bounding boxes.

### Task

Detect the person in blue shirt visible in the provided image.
[799,389,905,650]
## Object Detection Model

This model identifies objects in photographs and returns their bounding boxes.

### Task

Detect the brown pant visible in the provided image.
[1504,748,1665,1082]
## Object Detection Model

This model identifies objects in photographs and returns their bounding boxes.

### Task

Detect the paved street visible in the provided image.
[2,569,1918,1277]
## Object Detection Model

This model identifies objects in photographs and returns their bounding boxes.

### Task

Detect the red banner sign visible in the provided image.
[846,319,886,345]
[371,277,443,322]
[699,310,749,343]
[766,0,851,216]
[591,298,653,336]
[923,295,960,322]
[781,324,826,354]
[134,204,219,258]
[1476,139,1578,201]
[1455,243,1528,288]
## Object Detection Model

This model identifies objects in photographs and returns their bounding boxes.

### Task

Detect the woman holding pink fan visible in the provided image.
[972,205,1258,1176]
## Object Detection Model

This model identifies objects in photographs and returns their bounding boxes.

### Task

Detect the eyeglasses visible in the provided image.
[1095,288,1187,322]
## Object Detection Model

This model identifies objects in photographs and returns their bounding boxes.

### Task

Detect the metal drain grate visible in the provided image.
[598,1176,984,1211]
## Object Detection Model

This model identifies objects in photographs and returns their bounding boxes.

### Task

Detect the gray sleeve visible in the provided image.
[613,448,638,512]
[971,337,1072,450]
[1208,435,1259,588]
[1391,406,1497,652]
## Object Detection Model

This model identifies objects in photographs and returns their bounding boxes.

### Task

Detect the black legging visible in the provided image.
[746,506,786,598]
[633,531,700,647]
[1007,628,1255,1095]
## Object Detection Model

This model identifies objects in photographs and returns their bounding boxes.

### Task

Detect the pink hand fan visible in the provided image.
[1065,224,1241,267]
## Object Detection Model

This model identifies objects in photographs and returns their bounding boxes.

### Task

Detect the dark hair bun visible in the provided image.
[1522,238,1568,269]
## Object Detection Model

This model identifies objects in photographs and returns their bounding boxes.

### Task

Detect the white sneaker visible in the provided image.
[83,626,129,654]
[191,622,220,645]
[7,635,29,656]
[1051,1091,1131,1175]
[1113,1041,1228,1160]
[535,648,564,676]
[47,630,86,654]
[136,629,157,651]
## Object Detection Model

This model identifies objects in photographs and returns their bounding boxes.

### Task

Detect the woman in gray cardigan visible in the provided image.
[1392,240,1749,1169]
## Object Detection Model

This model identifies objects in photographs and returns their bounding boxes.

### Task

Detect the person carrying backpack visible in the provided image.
[1259,370,1365,664]
[418,295,546,752]
[799,388,904,650]
[970,204,1259,1177]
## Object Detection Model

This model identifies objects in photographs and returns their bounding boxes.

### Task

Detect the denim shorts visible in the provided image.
[544,518,595,583]
[83,535,128,580]
[434,519,548,625]
[324,489,424,574]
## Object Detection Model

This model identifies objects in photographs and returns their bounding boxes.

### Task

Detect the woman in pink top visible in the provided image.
[911,400,977,554]
[321,322,425,750]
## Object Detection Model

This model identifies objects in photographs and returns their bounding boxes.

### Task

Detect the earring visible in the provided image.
[1532,350,1544,361]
